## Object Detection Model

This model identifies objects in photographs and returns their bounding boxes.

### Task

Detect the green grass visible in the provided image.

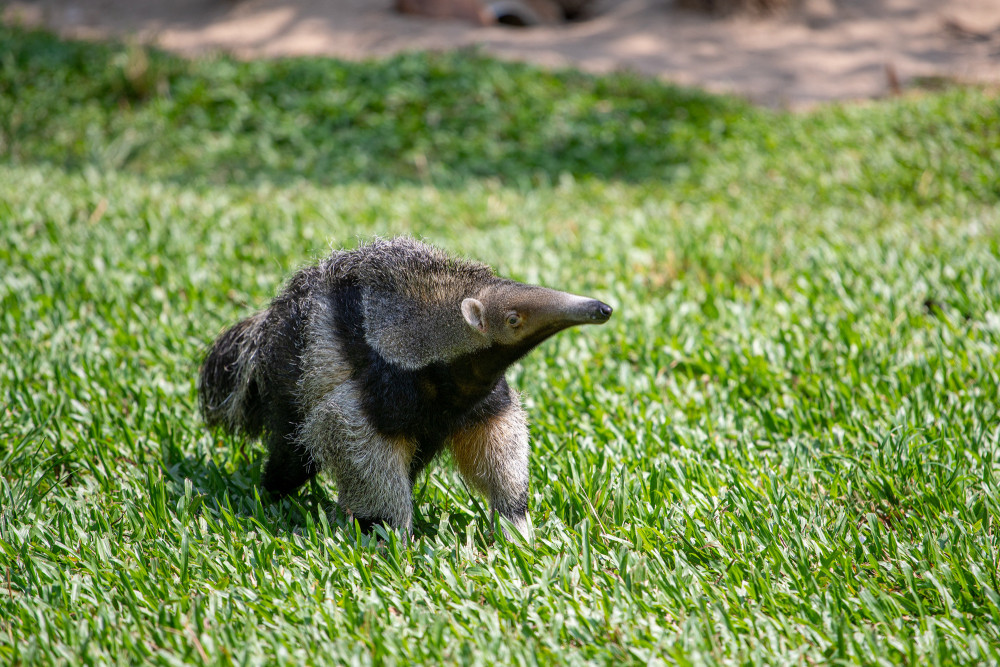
[2,25,1000,665]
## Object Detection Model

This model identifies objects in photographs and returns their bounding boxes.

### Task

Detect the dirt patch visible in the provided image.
[4,0,999,107]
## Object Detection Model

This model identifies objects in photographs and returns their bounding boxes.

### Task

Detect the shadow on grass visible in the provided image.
[161,449,367,539]
[162,450,457,540]
[0,25,751,188]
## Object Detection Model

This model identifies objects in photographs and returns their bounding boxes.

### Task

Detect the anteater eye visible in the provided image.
[506,313,522,328]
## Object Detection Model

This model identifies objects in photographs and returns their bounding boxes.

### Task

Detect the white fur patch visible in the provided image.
[298,381,416,532]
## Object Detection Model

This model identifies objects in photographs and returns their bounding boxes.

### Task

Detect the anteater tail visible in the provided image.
[198,313,266,437]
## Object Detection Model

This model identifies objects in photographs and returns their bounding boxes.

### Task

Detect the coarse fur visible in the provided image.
[199,237,612,535]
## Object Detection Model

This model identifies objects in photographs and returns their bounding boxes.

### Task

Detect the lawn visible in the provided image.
[2,25,1000,665]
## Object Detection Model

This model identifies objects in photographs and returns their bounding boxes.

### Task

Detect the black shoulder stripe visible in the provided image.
[332,283,443,439]
[331,282,370,372]
[329,283,519,477]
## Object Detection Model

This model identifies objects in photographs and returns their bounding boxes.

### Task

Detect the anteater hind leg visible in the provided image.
[299,382,417,533]
[262,421,319,498]
[450,387,530,537]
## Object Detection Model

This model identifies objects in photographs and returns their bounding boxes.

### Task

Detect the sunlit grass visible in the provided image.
[2,25,999,665]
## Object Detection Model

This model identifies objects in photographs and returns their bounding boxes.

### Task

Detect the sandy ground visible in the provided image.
[3,0,999,107]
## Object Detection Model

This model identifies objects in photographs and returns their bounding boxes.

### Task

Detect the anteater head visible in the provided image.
[461,281,613,356]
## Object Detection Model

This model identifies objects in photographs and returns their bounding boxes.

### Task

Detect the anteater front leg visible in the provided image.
[451,388,530,537]
[299,382,416,534]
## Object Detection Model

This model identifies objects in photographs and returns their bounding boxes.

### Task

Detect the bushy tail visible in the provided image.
[198,312,266,437]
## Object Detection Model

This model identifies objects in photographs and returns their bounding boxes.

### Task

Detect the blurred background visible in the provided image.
[4,0,999,107]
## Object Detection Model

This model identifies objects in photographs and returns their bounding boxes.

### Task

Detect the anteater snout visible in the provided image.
[591,301,613,323]
[537,290,613,327]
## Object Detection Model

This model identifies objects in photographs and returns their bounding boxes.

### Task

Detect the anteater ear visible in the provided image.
[461,298,488,335]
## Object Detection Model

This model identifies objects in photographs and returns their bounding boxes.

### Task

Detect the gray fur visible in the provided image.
[299,382,417,531]
[199,237,612,536]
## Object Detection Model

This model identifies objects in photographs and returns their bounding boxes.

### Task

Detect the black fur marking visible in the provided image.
[241,378,264,436]
[331,285,451,435]
[332,283,440,437]
[408,435,443,483]
[330,282,533,481]
[262,425,318,498]
[408,377,515,481]
[465,378,515,423]
[496,488,529,523]
[259,361,316,498]
[353,515,395,534]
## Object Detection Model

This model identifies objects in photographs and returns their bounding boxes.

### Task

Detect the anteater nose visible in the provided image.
[593,301,613,322]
